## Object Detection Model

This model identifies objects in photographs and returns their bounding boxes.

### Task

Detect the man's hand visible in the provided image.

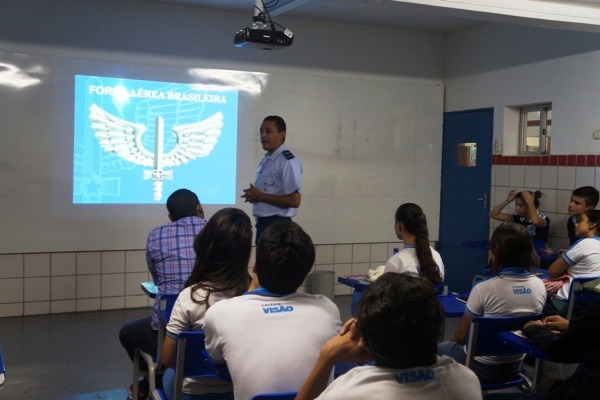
[241,184,262,204]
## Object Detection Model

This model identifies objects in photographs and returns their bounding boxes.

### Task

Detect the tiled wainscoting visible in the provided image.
[0,242,401,318]
[491,154,600,249]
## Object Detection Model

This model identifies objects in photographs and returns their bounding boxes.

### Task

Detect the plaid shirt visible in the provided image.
[146,215,206,329]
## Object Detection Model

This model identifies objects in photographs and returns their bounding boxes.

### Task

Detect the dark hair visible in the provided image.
[184,208,252,306]
[395,203,442,284]
[572,186,600,208]
[515,190,543,209]
[263,115,286,133]
[581,209,600,235]
[166,189,200,221]
[489,223,539,273]
[255,221,315,295]
[357,273,443,369]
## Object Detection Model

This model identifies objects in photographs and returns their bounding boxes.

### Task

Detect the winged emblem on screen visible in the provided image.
[89,104,223,201]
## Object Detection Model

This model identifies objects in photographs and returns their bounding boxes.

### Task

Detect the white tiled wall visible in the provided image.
[0,243,403,318]
[491,164,598,249]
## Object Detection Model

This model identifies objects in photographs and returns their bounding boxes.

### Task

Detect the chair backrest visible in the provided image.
[566,275,600,319]
[171,331,218,400]
[465,313,544,367]
[250,392,298,400]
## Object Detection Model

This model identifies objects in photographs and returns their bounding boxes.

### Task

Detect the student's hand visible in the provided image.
[543,315,569,332]
[523,320,544,329]
[506,189,518,202]
[321,319,369,364]
[521,190,534,204]
[339,318,360,339]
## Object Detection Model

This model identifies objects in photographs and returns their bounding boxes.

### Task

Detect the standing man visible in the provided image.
[242,116,302,242]
[119,188,206,399]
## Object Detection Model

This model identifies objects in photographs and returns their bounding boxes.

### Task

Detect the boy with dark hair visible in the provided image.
[567,186,599,245]
[204,221,341,400]
[296,273,482,400]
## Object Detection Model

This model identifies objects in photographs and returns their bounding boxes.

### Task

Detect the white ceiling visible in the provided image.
[149,0,600,34]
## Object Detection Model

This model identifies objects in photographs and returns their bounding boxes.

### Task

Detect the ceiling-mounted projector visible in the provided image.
[234,13,294,50]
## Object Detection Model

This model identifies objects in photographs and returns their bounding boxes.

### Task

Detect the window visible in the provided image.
[519,104,552,154]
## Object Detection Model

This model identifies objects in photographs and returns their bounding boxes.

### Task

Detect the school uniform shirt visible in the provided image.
[146,215,207,330]
[252,144,302,218]
[315,356,482,400]
[511,211,550,244]
[555,237,600,301]
[465,268,546,365]
[383,245,445,281]
[165,285,237,396]
[204,288,341,400]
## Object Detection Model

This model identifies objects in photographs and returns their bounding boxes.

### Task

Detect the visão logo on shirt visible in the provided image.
[261,302,294,314]
[394,369,435,384]
[512,285,532,295]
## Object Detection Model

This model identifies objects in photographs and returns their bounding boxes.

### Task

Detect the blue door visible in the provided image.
[439,108,493,293]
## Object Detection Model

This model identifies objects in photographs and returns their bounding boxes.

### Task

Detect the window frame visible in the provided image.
[518,104,552,155]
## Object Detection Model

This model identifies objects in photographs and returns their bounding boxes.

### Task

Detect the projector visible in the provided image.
[234,27,294,50]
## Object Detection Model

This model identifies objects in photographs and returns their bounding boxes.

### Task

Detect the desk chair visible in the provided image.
[250,392,298,400]
[132,293,178,399]
[0,344,5,389]
[466,313,544,393]
[566,275,600,320]
[151,331,232,400]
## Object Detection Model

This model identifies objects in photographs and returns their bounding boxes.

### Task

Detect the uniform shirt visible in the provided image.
[466,268,546,365]
[315,356,482,400]
[165,285,237,395]
[204,288,341,400]
[383,245,445,281]
[253,144,302,218]
[555,237,600,301]
[511,211,550,244]
[146,215,206,330]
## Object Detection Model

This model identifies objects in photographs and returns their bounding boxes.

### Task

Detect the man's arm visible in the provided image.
[242,185,301,208]
[296,319,369,400]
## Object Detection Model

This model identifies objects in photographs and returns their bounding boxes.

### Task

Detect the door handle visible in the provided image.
[476,193,487,208]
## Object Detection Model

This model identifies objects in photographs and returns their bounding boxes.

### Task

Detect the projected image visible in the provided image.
[73,75,238,204]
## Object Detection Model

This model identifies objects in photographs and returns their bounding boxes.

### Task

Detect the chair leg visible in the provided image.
[132,348,141,399]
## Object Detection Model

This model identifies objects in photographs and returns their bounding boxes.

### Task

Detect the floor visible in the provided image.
[0,295,352,400]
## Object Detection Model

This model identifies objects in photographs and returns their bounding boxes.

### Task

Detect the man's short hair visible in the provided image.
[357,273,443,369]
[572,186,599,208]
[255,221,315,295]
[166,189,200,221]
[263,116,286,133]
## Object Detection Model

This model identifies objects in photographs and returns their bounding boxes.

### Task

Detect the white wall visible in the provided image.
[444,22,600,155]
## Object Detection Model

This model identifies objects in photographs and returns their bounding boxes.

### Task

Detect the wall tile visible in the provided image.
[77,274,101,298]
[102,251,126,274]
[125,272,150,296]
[495,165,510,186]
[334,284,352,296]
[51,253,76,276]
[333,244,352,264]
[540,166,558,189]
[24,253,50,277]
[125,295,150,309]
[524,166,541,189]
[0,278,23,303]
[77,298,101,312]
[315,245,334,265]
[51,299,76,314]
[370,243,388,263]
[77,252,101,275]
[51,276,76,300]
[102,296,125,310]
[541,189,557,214]
[102,273,125,297]
[509,165,525,187]
[24,302,50,316]
[556,190,572,217]
[24,276,50,302]
[125,250,147,272]
[557,167,576,190]
[0,254,23,278]
[351,262,369,275]
[0,303,23,317]
[352,244,370,263]
[575,166,595,188]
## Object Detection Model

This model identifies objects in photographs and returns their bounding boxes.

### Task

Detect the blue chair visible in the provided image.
[0,344,5,389]
[151,331,232,400]
[466,313,544,393]
[132,293,179,399]
[250,392,297,400]
[566,275,600,319]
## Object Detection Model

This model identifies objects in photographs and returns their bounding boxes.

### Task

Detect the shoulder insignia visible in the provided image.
[282,150,295,160]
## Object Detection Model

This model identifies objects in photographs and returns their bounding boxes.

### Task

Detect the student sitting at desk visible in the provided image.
[438,223,546,384]
[566,186,599,246]
[296,273,482,400]
[161,208,253,400]
[523,298,600,400]
[203,221,341,400]
[383,203,444,285]
[545,209,600,317]
[490,189,550,247]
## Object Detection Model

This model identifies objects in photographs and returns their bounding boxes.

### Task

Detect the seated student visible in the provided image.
[438,222,546,384]
[161,208,254,400]
[490,189,550,247]
[295,273,482,400]
[522,298,600,400]
[545,209,600,317]
[383,203,445,285]
[203,221,341,400]
[567,186,599,246]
